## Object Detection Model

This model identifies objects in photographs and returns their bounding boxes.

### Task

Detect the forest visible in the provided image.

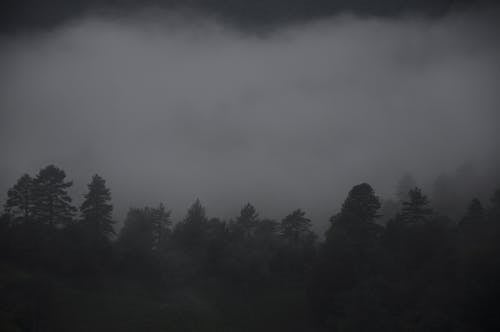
[0,164,499,331]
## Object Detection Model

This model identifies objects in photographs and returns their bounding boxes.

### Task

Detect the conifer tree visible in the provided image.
[32,165,76,227]
[280,209,312,245]
[399,187,433,224]
[233,203,259,238]
[150,203,172,250]
[174,199,208,249]
[332,183,381,225]
[80,174,114,238]
[4,174,34,224]
[324,184,382,258]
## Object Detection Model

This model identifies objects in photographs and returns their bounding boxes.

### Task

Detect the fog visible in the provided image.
[1,9,499,229]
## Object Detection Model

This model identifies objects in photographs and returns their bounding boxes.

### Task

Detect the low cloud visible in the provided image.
[1,9,499,230]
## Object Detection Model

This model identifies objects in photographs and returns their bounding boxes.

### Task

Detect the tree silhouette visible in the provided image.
[255,218,278,238]
[4,174,34,224]
[232,203,260,238]
[325,183,383,259]
[280,209,312,246]
[150,203,172,251]
[399,187,433,224]
[312,183,382,326]
[174,199,208,250]
[329,183,381,230]
[118,204,172,254]
[3,164,500,332]
[384,187,444,283]
[117,207,160,279]
[80,174,114,239]
[31,165,76,227]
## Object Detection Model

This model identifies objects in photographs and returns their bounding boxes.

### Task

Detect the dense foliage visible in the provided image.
[1,164,500,331]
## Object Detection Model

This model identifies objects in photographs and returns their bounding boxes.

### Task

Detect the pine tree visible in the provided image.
[174,199,208,249]
[315,183,382,326]
[80,174,114,239]
[32,165,76,227]
[233,203,260,238]
[150,203,172,250]
[184,199,207,226]
[333,183,381,225]
[326,183,382,248]
[4,174,34,224]
[280,209,312,245]
[400,187,433,224]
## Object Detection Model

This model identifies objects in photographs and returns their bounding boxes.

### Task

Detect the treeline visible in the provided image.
[1,164,500,331]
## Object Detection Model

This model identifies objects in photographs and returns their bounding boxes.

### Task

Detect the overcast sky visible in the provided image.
[1,8,499,230]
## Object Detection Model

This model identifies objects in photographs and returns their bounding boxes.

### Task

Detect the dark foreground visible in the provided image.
[1,165,500,331]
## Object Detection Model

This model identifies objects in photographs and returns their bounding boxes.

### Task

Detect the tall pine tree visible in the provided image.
[400,187,433,224]
[232,203,259,238]
[150,203,172,251]
[4,174,34,224]
[32,165,76,227]
[174,199,208,250]
[280,209,313,246]
[80,174,114,239]
[330,183,381,227]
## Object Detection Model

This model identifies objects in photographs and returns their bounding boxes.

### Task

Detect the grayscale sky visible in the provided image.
[1,8,499,231]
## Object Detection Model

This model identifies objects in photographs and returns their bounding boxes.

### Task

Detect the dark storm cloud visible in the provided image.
[0,0,475,34]
[1,9,499,230]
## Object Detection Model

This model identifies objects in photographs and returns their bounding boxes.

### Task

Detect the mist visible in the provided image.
[1,9,499,228]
